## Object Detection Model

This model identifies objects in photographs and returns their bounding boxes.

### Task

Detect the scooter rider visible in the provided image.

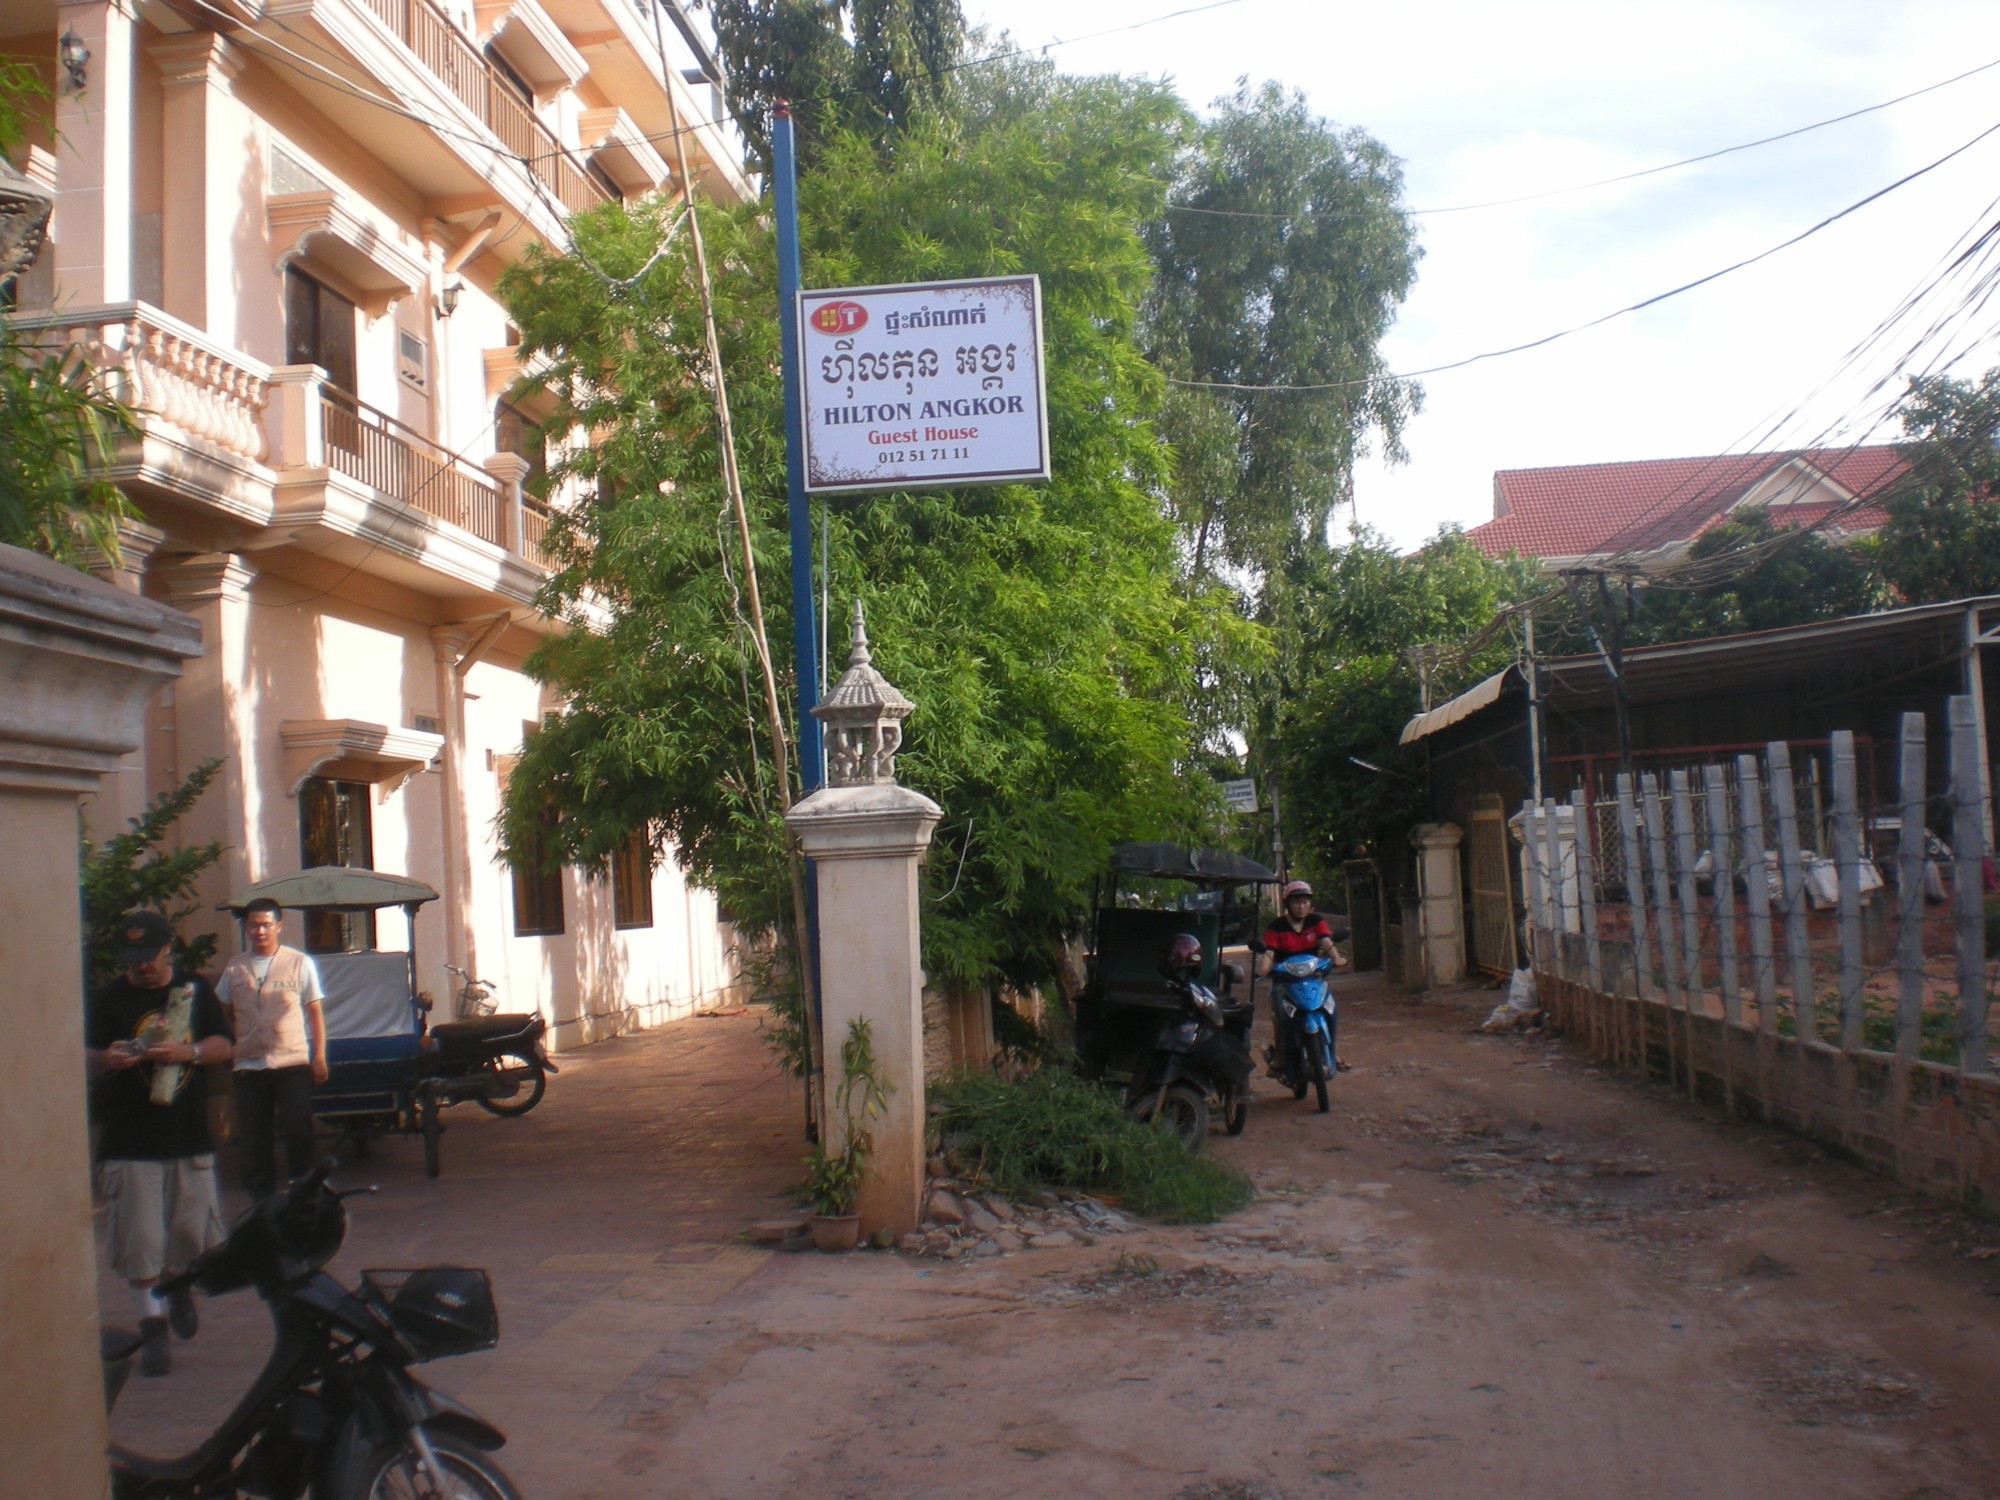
[1253,879,1350,1075]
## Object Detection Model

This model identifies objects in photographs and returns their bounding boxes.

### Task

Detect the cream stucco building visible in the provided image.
[4,0,753,1041]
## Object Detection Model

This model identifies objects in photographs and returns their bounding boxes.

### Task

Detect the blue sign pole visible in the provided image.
[774,104,822,788]
[774,104,823,1131]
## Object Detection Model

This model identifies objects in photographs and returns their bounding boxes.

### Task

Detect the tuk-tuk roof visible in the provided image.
[223,867,440,913]
[1107,842,1276,885]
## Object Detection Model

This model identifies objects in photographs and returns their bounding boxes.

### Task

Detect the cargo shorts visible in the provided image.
[101,1155,225,1283]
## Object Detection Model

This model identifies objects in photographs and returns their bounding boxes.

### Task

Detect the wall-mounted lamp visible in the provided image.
[435,279,462,319]
[58,29,90,93]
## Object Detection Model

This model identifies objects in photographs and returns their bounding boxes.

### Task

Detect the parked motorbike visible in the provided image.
[1268,952,1338,1113]
[424,968,557,1118]
[1125,934,1254,1150]
[104,1163,521,1499]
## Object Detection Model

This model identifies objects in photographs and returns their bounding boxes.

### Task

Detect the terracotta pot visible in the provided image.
[809,1212,860,1253]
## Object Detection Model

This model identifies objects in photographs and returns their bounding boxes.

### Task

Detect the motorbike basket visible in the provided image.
[360,1268,498,1360]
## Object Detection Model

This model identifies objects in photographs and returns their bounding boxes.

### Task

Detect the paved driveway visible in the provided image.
[101,1007,808,1496]
[100,985,2000,1499]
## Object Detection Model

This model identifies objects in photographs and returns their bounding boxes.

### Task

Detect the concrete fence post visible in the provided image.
[1948,696,1989,1075]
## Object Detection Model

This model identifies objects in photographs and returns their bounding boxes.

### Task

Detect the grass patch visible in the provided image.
[930,1067,1254,1224]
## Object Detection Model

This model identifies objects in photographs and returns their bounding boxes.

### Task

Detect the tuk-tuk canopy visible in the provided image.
[1107,842,1276,886]
[223,867,440,913]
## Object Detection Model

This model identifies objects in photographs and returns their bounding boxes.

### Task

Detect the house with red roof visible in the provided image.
[1465,445,1909,567]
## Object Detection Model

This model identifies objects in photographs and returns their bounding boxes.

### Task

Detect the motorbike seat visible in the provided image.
[429,1014,543,1050]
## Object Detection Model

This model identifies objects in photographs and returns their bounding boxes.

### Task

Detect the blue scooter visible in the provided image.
[1268,953,1338,1113]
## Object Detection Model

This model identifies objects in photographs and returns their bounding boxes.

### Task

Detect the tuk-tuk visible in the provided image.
[1073,842,1275,1111]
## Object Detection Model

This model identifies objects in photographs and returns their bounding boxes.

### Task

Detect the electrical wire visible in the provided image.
[1172,114,2000,396]
[1164,54,2000,224]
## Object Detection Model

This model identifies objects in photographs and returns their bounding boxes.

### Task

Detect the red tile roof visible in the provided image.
[1466,445,1910,562]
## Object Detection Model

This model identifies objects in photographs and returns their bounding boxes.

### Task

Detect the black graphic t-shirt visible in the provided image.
[87,972,229,1160]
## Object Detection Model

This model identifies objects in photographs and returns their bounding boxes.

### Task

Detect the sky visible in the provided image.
[962,0,2000,550]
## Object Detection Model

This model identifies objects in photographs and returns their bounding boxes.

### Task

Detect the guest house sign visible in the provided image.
[798,275,1049,493]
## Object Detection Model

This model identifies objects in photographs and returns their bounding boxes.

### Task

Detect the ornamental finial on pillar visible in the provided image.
[813,601,914,787]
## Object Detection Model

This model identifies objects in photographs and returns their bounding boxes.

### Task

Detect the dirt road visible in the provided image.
[106,979,2000,1498]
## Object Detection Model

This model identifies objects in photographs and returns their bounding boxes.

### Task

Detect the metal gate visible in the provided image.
[1468,792,1518,976]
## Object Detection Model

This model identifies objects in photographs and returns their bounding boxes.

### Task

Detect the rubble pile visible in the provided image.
[896,1168,1138,1259]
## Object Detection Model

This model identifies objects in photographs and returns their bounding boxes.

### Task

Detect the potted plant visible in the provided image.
[801,1017,890,1252]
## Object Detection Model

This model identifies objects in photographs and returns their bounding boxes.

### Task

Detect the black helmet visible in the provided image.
[1160,933,1204,977]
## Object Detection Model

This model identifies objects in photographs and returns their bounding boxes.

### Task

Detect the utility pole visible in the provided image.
[1563,568,1637,790]
[1523,609,1544,804]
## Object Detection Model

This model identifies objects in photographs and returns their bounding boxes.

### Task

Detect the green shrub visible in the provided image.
[930,1067,1253,1224]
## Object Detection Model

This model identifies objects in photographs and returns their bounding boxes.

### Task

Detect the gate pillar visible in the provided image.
[786,605,941,1240]
[1413,821,1467,987]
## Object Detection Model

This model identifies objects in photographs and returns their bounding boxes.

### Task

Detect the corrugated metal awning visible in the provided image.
[1400,666,1521,745]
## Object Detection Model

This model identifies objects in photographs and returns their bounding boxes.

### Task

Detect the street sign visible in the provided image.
[1221,778,1259,813]
[798,275,1049,493]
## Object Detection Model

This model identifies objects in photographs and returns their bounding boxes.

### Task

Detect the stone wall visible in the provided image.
[1536,967,2000,1211]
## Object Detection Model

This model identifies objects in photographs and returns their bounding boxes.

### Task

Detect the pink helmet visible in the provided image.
[1282,880,1313,901]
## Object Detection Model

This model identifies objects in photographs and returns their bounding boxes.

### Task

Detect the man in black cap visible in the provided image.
[85,910,232,1377]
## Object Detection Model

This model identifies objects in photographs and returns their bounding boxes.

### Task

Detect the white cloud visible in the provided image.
[970,0,2000,547]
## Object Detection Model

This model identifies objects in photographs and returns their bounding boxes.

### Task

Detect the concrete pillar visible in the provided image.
[1413,821,1466,988]
[482,451,531,553]
[150,32,248,340]
[52,0,137,306]
[0,543,201,1500]
[266,363,328,468]
[160,552,257,949]
[785,605,940,1240]
[80,519,170,834]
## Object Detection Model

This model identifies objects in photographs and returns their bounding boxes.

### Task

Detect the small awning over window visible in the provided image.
[476,0,588,97]
[578,107,671,196]
[268,192,427,319]
[1399,666,1521,746]
[281,719,444,799]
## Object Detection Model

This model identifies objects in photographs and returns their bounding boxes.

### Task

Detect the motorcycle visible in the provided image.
[1268,952,1339,1113]
[103,1163,522,1499]
[422,984,558,1121]
[1126,955,1254,1151]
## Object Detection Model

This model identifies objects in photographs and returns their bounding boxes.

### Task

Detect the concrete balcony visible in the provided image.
[264,0,610,254]
[5,303,554,608]
[264,365,555,606]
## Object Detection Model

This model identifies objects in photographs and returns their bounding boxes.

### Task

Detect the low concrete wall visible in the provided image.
[1536,964,2000,1212]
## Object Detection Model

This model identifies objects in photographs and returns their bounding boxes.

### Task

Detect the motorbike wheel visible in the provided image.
[355,1428,523,1500]
[473,1051,548,1118]
[1288,1053,1308,1102]
[1150,1083,1210,1152]
[1223,1094,1248,1136]
[1309,1035,1331,1114]
[419,1083,444,1179]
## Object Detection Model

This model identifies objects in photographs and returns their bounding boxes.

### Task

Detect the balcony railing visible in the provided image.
[357,0,610,215]
[319,390,507,544]
[7,302,271,465]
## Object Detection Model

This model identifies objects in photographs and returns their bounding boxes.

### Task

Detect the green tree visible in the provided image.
[0,61,138,565]
[709,0,965,172]
[80,760,226,990]
[1870,370,2000,602]
[1269,528,1536,882]
[497,58,1257,991]
[1143,81,1422,590]
[1536,510,1887,651]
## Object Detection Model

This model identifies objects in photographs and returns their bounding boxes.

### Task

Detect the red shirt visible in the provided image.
[1264,914,1333,959]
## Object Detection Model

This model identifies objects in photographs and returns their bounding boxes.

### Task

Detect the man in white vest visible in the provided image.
[215,899,328,1200]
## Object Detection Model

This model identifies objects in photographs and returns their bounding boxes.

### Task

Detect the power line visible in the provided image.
[1165,54,2000,225]
[1173,115,2000,397]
